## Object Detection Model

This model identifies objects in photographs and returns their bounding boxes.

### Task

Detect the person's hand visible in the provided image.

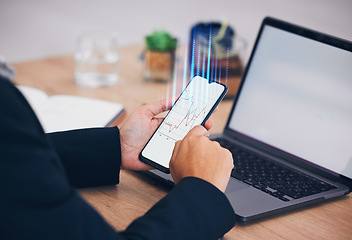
[169,125,233,192]
[119,99,214,171]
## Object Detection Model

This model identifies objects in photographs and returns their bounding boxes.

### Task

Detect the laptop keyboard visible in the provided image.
[215,138,337,201]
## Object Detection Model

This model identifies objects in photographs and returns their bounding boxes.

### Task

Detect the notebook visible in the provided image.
[17,85,125,133]
[146,17,352,222]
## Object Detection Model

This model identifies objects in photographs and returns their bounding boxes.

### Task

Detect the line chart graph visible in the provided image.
[157,77,223,141]
[160,95,208,140]
[140,76,226,169]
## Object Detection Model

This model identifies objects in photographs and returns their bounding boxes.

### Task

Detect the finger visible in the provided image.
[204,119,213,131]
[153,117,164,126]
[186,125,209,138]
[147,98,174,116]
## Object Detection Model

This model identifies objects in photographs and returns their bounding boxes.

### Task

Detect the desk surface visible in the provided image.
[13,45,352,240]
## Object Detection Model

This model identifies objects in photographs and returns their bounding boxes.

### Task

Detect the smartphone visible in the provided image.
[139,76,228,173]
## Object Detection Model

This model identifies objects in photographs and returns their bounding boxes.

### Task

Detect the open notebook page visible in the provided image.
[17,85,124,133]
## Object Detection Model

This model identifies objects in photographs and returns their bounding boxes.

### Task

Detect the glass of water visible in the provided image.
[75,30,119,88]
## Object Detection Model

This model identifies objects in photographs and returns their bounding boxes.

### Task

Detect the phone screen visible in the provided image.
[139,76,227,173]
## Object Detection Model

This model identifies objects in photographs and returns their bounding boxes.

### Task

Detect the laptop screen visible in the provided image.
[228,24,352,179]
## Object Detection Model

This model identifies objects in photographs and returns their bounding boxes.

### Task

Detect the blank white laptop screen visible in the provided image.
[228,25,352,179]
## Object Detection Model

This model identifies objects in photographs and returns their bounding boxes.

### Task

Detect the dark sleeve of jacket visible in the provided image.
[0,76,236,240]
[46,127,121,188]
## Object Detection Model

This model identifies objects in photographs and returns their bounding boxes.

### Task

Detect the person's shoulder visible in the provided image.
[0,75,22,98]
[0,75,43,130]
[0,75,25,106]
[0,74,13,87]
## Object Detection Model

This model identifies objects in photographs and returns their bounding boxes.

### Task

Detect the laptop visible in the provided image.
[145,17,352,222]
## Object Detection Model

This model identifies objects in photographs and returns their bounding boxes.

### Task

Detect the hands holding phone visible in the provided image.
[119,99,233,192]
[119,98,174,171]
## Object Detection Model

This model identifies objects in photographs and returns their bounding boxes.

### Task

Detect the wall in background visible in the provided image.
[1,0,351,63]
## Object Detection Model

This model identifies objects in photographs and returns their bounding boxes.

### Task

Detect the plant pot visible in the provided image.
[143,50,175,82]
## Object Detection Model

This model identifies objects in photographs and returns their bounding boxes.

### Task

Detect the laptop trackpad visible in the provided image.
[225,179,249,193]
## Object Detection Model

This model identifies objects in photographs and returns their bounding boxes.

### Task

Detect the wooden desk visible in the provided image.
[12,45,352,239]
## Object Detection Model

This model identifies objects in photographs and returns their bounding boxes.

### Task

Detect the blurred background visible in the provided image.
[0,0,351,63]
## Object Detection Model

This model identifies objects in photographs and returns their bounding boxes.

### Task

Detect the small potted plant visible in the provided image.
[143,30,177,82]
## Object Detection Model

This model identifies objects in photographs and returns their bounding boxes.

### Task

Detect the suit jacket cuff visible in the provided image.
[171,177,236,237]
[47,127,121,188]
[122,176,236,239]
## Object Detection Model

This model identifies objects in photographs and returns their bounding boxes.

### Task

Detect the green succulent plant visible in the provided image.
[145,30,177,52]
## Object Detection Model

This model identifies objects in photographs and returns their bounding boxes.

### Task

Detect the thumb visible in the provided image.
[147,98,174,116]
[186,125,209,138]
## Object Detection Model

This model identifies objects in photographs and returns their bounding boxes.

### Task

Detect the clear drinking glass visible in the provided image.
[75,30,119,88]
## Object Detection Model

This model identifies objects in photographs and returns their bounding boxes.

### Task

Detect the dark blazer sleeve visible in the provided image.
[0,77,236,240]
[0,77,121,239]
[121,177,236,240]
[46,127,121,188]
